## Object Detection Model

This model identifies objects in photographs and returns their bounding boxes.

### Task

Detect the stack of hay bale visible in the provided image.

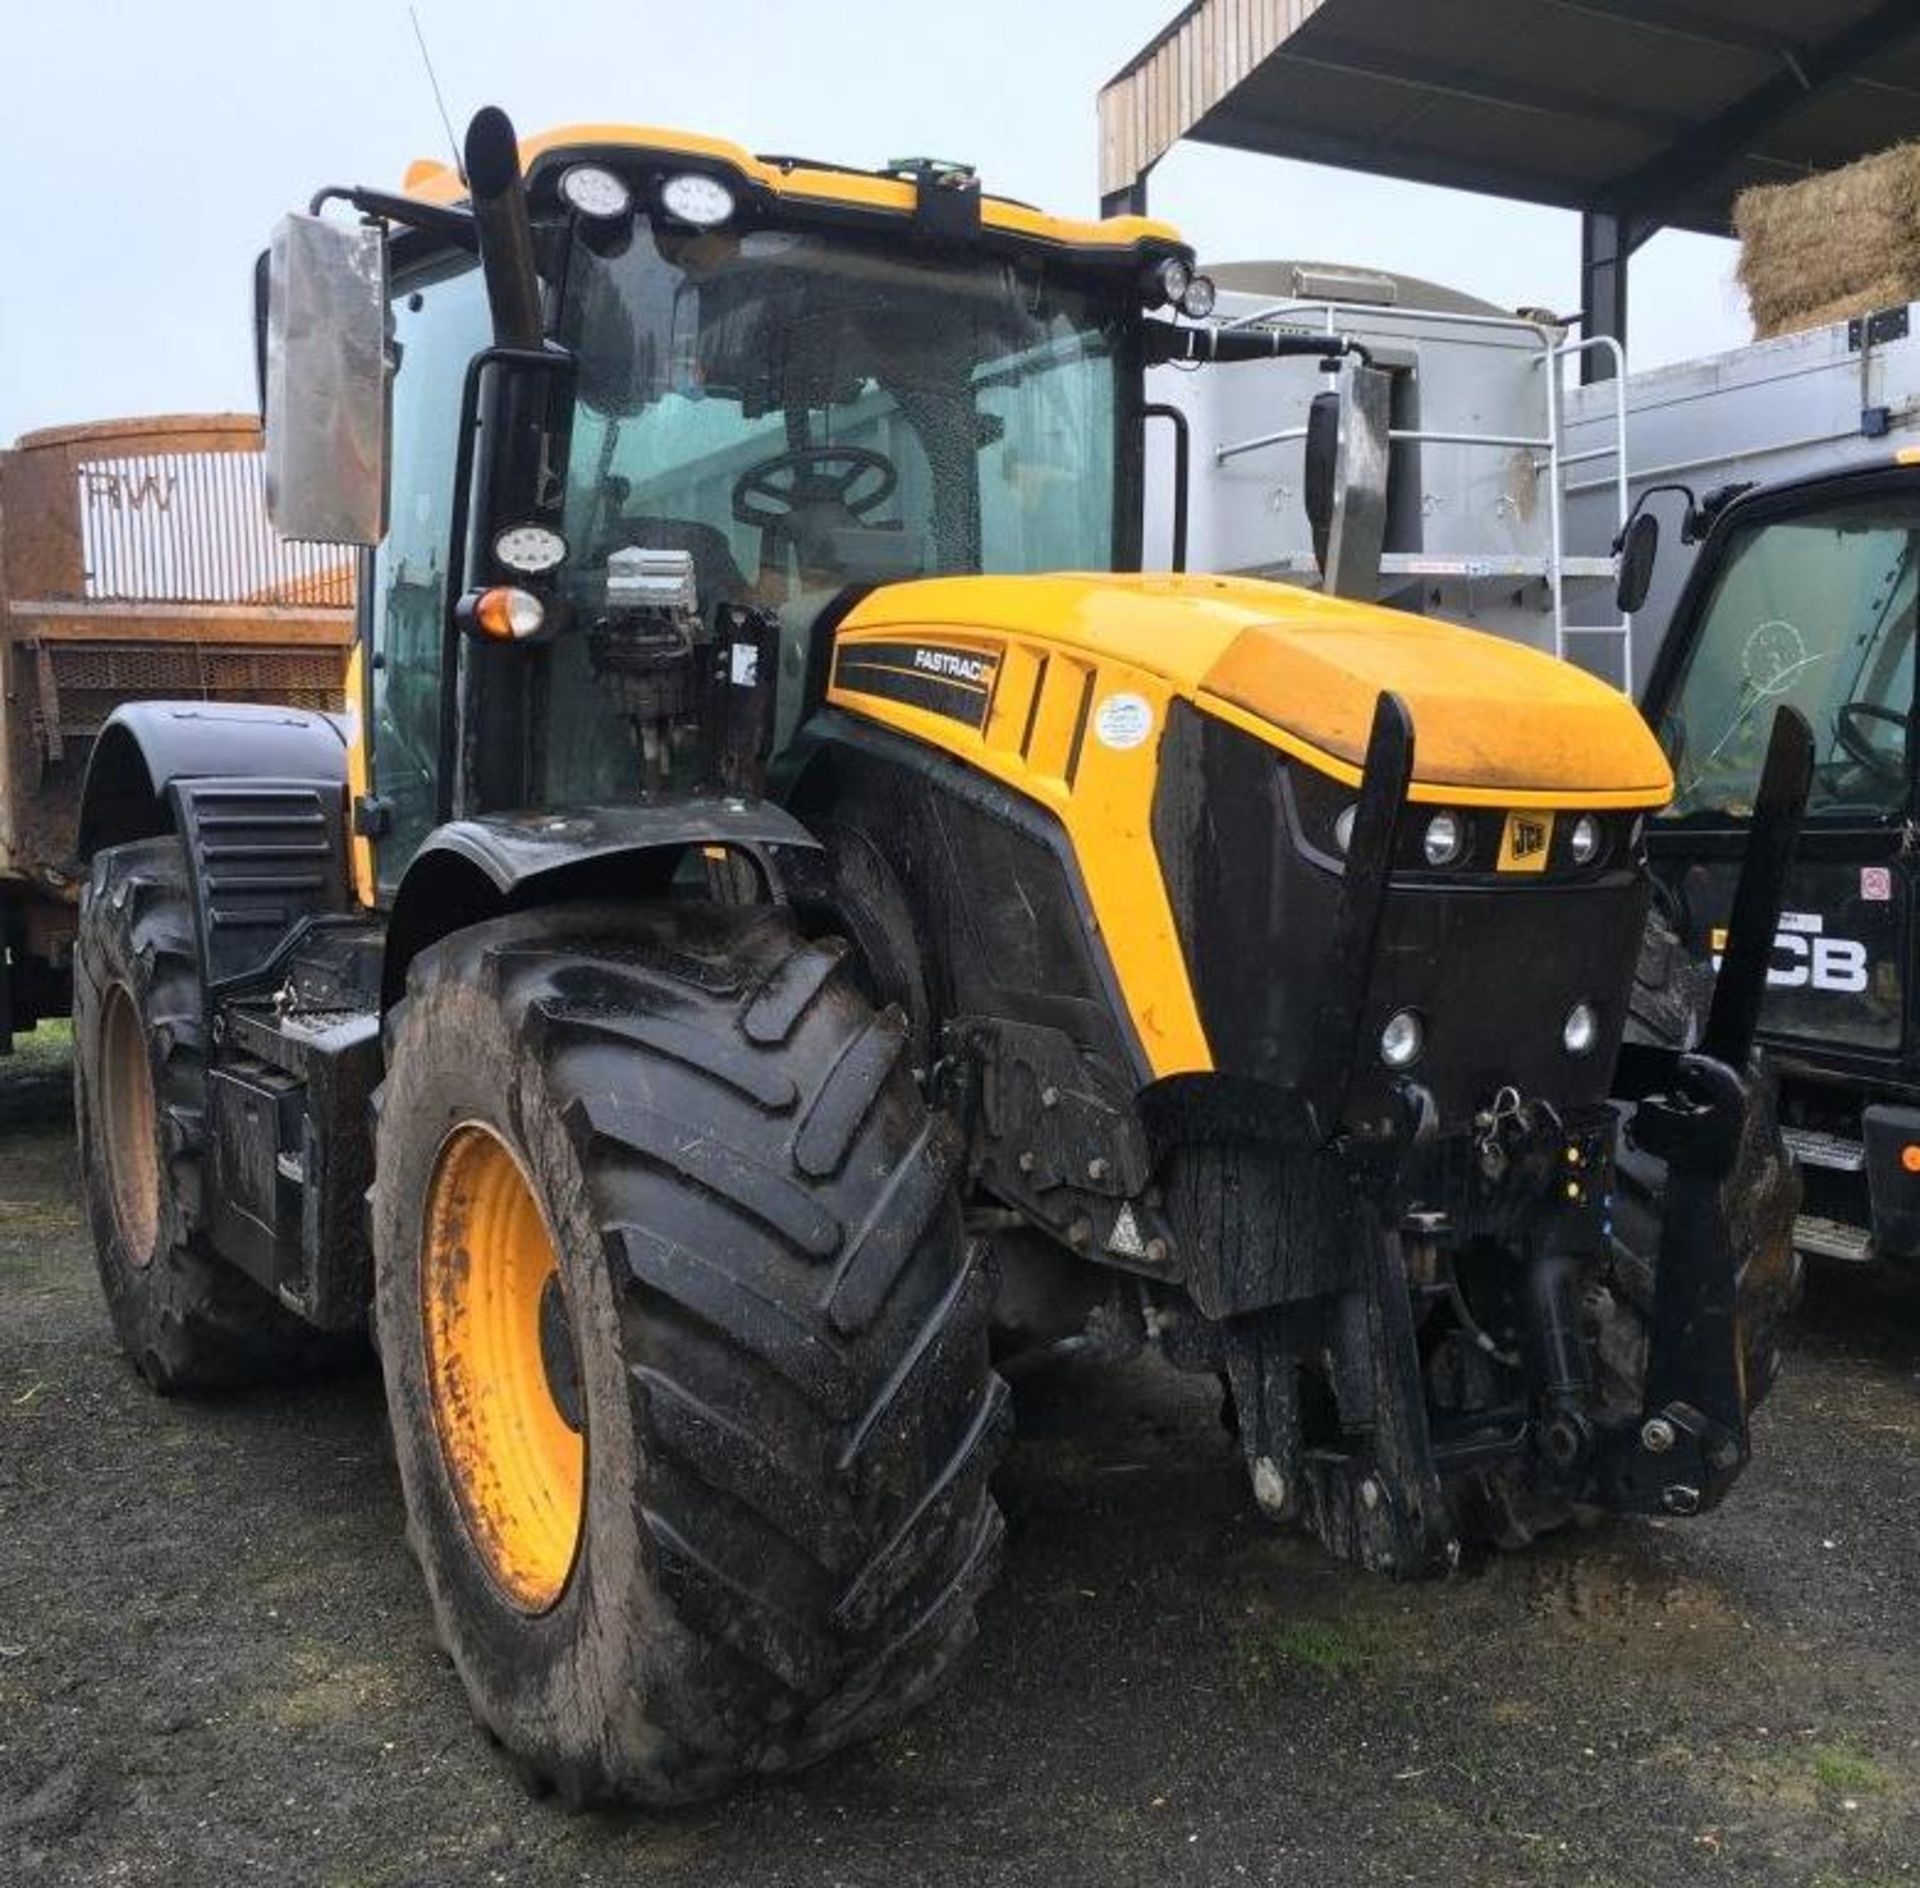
[1735,143,1920,339]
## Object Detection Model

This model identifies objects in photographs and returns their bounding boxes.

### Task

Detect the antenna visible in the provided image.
[408,4,466,184]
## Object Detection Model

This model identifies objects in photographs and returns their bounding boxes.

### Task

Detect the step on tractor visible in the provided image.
[72,108,1808,1805]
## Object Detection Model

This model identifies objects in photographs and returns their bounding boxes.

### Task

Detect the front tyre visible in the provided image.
[371,902,1006,1806]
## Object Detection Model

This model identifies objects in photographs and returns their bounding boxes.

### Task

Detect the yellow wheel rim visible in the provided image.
[100,981,160,1263]
[422,1123,586,1612]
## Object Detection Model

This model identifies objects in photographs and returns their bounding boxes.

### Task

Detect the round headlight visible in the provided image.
[1333,804,1357,854]
[492,522,567,575]
[1563,1000,1600,1057]
[660,172,736,228]
[1422,811,1464,867]
[1380,1009,1424,1069]
[1155,255,1193,307]
[1570,814,1603,866]
[558,164,632,221]
[1180,274,1218,319]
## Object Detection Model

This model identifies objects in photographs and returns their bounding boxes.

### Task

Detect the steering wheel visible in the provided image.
[732,445,898,531]
[1835,700,1907,781]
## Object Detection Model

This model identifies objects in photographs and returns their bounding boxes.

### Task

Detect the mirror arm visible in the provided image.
[1612,481,1701,554]
[307,185,478,253]
[1142,317,1374,369]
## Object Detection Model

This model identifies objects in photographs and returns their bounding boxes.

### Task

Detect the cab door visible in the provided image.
[1645,475,1919,1066]
[360,258,492,895]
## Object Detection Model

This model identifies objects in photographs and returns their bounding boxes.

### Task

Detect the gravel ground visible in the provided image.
[4,1031,1920,1887]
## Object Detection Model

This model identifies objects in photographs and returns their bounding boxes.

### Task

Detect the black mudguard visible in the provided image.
[381,800,829,1006]
[77,702,350,859]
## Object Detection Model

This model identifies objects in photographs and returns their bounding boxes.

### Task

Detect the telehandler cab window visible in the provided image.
[1658,496,1919,822]
[541,220,1121,798]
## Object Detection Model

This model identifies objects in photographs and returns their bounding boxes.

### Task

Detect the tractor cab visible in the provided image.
[549,198,1131,766]
[1640,460,1920,1263]
[263,119,1379,885]
[264,123,1214,877]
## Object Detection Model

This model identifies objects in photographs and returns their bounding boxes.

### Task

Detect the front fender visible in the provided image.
[383,798,827,1007]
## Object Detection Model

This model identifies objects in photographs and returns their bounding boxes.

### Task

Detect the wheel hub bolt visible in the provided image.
[1252,1457,1289,1516]
[1640,1416,1678,1454]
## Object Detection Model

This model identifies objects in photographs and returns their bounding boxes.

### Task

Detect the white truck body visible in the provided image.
[1560,305,1920,685]
[1145,263,1633,684]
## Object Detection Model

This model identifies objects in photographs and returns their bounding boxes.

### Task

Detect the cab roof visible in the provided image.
[399,122,1186,263]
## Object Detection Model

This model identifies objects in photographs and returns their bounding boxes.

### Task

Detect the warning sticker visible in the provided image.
[1107,1202,1148,1258]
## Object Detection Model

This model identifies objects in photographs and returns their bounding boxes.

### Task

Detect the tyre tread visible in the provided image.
[375,904,1003,1804]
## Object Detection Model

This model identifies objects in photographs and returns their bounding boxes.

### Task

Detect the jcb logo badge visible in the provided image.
[1498,811,1554,874]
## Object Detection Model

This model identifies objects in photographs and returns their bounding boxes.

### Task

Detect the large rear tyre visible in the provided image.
[371,902,1006,1806]
[73,837,332,1392]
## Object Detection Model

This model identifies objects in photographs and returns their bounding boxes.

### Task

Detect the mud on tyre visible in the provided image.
[72,837,333,1392]
[370,901,1006,1805]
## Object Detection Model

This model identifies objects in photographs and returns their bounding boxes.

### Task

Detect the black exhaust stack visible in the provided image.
[464,106,544,350]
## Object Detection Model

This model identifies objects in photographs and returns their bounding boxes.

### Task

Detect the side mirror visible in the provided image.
[1616,509,1660,616]
[1303,362,1390,600]
[1304,390,1339,569]
[263,213,390,546]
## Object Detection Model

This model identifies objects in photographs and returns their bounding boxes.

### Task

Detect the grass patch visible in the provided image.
[1810,1745,1891,1798]
[1237,1614,1378,1687]
[8,1018,72,1069]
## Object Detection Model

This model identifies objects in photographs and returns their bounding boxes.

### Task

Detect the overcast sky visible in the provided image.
[0,1,1750,441]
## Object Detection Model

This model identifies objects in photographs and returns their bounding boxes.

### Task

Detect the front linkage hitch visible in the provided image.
[1601,706,1813,1520]
[1222,696,1813,1576]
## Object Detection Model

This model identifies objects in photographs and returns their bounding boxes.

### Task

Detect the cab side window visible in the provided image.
[370,261,490,887]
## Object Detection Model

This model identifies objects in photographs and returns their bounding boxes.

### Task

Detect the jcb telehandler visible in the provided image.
[72,109,1807,1805]
[1627,458,1920,1270]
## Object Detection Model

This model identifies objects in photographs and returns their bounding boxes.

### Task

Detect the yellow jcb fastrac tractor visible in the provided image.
[71,109,1809,1805]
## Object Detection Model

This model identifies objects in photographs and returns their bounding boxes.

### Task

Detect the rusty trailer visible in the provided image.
[0,413,352,1044]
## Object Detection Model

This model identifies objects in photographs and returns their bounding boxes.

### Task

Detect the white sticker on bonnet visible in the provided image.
[1093,693,1154,751]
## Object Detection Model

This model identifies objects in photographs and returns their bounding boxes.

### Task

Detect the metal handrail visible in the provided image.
[1556,335,1630,542]
[1563,425,1846,498]
[1224,297,1561,339]
[1551,334,1633,692]
[1201,298,1633,687]
[1215,423,1554,467]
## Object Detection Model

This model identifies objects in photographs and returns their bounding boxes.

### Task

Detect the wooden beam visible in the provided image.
[1599,0,1920,224]
[1097,0,1318,200]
